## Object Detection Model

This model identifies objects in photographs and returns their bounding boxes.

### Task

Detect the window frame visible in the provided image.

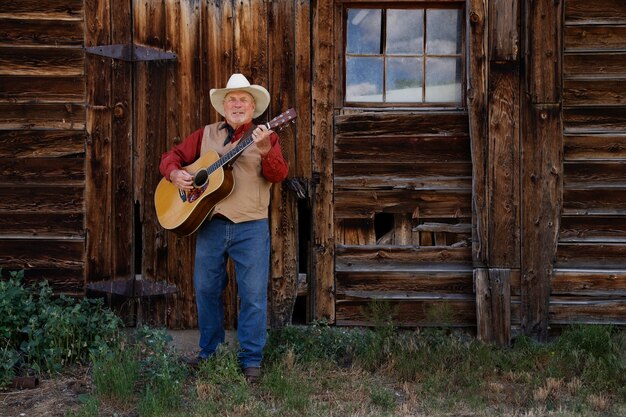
[341,1,467,109]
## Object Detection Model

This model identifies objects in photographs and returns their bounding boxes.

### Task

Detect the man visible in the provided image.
[159,74,288,382]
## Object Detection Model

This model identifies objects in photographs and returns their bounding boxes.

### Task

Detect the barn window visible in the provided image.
[345,5,464,106]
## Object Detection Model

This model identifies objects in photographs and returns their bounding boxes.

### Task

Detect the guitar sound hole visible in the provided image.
[193,169,209,188]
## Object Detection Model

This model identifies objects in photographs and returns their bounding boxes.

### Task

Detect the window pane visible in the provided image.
[347,9,382,54]
[346,57,383,102]
[386,9,423,55]
[426,9,462,55]
[386,57,423,102]
[425,57,462,102]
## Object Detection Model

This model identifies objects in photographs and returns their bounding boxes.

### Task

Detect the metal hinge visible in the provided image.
[85,44,177,62]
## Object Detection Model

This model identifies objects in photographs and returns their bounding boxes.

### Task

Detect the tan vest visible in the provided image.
[200,122,272,223]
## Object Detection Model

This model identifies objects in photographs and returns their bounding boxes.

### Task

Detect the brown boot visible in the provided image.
[243,366,261,384]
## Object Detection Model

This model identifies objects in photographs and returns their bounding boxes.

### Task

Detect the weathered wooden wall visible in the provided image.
[2,0,625,334]
[555,0,626,325]
[0,0,86,293]
[1,0,310,329]
[117,0,311,328]
[333,110,474,326]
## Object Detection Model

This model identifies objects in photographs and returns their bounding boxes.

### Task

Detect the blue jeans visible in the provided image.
[193,217,269,368]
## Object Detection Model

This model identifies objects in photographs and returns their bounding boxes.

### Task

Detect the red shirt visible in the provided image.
[159,122,288,183]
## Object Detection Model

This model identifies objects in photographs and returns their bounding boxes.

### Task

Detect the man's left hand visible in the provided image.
[252,125,273,156]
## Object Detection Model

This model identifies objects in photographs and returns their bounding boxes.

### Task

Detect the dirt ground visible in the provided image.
[0,330,229,417]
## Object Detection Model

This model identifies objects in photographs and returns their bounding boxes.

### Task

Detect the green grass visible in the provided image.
[47,322,626,416]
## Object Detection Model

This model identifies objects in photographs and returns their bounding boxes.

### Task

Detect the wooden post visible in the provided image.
[310,0,335,322]
[467,0,489,266]
[521,0,563,340]
[475,268,511,346]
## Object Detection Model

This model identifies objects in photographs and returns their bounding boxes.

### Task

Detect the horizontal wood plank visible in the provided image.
[335,162,471,190]
[560,216,626,242]
[0,238,84,269]
[0,103,85,129]
[563,106,626,132]
[336,245,472,269]
[564,25,626,51]
[334,136,470,163]
[0,76,84,103]
[0,0,83,18]
[334,189,471,219]
[0,185,84,213]
[553,268,626,295]
[564,52,626,77]
[0,17,83,45]
[556,242,626,267]
[0,46,84,76]
[335,111,469,137]
[0,212,83,237]
[336,270,474,294]
[336,297,476,327]
[563,188,626,215]
[0,157,84,185]
[564,79,626,106]
[565,0,626,24]
[564,161,626,187]
[564,133,626,160]
[548,298,626,325]
[0,130,84,157]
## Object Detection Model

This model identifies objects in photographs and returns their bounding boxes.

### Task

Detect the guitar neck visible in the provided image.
[207,122,269,174]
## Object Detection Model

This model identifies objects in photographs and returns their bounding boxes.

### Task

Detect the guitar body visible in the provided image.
[154,149,235,235]
[154,108,297,235]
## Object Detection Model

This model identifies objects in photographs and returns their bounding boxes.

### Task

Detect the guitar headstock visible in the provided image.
[266,108,297,131]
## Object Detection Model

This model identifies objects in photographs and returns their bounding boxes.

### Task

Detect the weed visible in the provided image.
[370,385,397,412]
[0,272,122,384]
[65,395,100,417]
[91,344,139,406]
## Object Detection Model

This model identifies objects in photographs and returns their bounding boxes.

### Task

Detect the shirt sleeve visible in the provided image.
[261,132,289,183]
[159,127,204,180]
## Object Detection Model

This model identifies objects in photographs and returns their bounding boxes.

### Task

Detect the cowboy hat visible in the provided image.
[209,73,270,118]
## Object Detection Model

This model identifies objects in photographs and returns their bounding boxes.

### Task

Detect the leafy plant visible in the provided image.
[0,271,122,386]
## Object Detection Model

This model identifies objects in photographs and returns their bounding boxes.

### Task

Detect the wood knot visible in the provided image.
[114,102,125,119]
[469,11,481,24]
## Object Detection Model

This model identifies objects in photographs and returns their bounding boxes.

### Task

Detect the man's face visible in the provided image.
[223,91,255,128]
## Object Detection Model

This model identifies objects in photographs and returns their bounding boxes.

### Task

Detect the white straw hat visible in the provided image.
[209,73,270,118]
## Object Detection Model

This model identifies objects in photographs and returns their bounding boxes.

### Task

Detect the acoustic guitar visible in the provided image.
[154,108,297,235]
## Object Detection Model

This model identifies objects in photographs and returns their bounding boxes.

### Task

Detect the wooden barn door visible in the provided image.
[85,0,195,328]
[314,1,476,327]
[85,0,311,329]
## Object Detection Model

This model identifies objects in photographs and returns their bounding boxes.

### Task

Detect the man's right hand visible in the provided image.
[169,169,194,190]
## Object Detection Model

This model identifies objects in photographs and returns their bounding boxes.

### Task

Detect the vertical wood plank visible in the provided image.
[525,0,562,104]
[203,0,236,329]
[84,0,113,283]
[311,0,335,321]
[203,0,234,124]
[134,0,169,326]
[268,0,298,327]
[110,0,133,281]
[489,0,519,62]
[467,0,488,266]
[395,214,413,246]
[476,268,511,345]
[488,66,520,267]
[162,0,202,329]
[234,0,268,101]
[474,268,491,341]
[295,0,312,179]
[521,0,563,339]
[521,104,562,340]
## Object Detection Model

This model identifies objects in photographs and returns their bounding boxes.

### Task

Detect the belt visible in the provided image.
[212,213,233,222]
